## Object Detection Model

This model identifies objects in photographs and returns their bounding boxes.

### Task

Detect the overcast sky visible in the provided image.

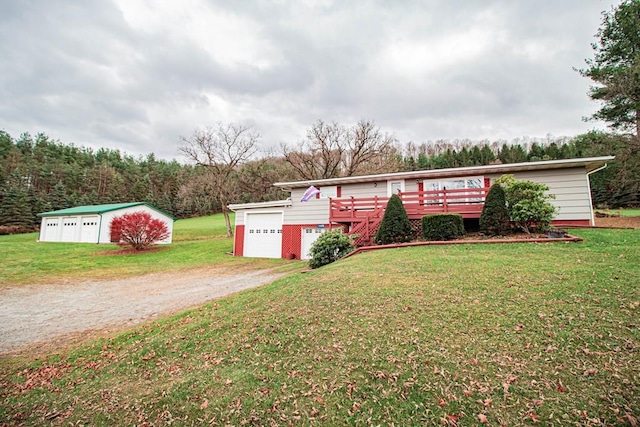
[0,0,618,161]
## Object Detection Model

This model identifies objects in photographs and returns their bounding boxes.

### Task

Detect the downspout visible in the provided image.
[96,213,103,244]
[586,163,609,226]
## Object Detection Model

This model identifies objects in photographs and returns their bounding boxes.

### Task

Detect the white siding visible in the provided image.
[284,196,330,225]
[487,167,593,222]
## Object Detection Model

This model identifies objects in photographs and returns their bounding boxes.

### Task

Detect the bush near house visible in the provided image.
[308,229,354,269]
[479,183,510,235]
[109,211,170,251]
[374,194,413,245]
[495,174,557,233]
[422,213,465,241]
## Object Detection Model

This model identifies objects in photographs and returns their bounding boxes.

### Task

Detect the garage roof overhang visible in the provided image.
[273,156,615,190]
[228,199,292,211]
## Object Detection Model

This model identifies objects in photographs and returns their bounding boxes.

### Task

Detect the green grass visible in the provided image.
[595,207,640,217]
[0,213,294,287]
[1,227,638,425]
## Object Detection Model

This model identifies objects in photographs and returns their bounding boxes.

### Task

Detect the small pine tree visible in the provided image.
[479,183,510,235]
[374,194,413,245]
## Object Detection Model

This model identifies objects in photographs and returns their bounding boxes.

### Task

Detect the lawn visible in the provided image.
[0,213,293,287]
[1,227,638,425]
[596,208,640,217]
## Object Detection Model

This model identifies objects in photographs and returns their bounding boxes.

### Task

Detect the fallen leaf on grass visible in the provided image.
[584,368,598,376]
[200,399,208,409]
[444,413,459,425]
[478,413,488,423]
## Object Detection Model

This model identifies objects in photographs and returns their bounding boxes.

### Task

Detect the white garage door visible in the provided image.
[41,218,60,242]
[301,227,327,260]
[244,212,283,258]
[80,216,99,243]
[61,217,79,242]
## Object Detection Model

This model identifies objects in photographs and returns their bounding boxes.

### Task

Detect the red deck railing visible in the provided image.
[330,187,489,223]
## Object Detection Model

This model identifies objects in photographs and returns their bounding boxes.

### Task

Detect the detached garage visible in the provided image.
[37,202,176,244]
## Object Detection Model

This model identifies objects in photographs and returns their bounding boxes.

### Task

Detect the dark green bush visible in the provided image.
[422,214,465,241]
[374,194,413,245]
[479,183,510,235]
[308,230,354,269]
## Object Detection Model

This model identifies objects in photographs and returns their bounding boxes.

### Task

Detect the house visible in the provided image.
[229,156,614,259]
[37,202,176,244]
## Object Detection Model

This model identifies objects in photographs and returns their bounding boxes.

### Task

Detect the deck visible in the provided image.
[329,187,489,245]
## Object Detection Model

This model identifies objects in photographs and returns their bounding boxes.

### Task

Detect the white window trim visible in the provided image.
[387,180,405,196]
[319,185,337,199]
[422,176,484,190]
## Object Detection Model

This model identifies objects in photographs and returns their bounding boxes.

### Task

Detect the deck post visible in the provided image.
[350,196,355,220]
[442,187,448,213]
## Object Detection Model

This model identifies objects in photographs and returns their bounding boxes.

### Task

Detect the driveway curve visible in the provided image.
[0,267,287,355]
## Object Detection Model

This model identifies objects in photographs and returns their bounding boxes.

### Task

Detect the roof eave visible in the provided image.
[273,156,616,190]
[228,200,292,211]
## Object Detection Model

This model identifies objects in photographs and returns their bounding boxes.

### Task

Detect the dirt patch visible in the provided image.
[0,266,288,356]
[594,215,640,229]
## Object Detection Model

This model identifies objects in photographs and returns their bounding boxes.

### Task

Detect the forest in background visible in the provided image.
[0,126,637,233]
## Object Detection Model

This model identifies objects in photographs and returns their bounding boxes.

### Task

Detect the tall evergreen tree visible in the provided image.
[0,185,33,228]
[579,0,640,141]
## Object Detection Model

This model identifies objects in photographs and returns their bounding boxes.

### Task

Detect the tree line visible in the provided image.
[0,124,637,233]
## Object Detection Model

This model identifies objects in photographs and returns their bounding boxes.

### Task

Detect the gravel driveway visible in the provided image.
[0,267,287,355]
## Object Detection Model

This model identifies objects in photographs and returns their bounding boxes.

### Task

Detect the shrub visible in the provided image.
[422,214,465,241]
[109,211,170,251]
[374,194,413,245]
[308,230,354,269]
[479,183,510,235]
[495,175,557,233]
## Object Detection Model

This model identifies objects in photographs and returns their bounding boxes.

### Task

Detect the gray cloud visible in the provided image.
[0,0,615,160]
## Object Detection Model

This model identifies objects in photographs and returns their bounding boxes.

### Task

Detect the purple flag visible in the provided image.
[301,185,321,202]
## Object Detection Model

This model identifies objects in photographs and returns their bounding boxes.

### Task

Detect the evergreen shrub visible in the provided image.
[422,214,465,241]
[308,229,354,269]
[374,194,413,245]
[479,183,510,235]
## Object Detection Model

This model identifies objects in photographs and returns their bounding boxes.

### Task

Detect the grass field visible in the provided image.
[1,225,638,426]
[596,208,640,217]
[0,214,294,287]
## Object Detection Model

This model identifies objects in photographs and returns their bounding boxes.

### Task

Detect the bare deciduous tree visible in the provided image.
[180,123,259,237]
[282,119,398,180]
[282,120,345,180]
[346,120,398,175]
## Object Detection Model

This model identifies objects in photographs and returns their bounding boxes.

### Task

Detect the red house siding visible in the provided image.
[282,224,303,259]
[233,225,245,256]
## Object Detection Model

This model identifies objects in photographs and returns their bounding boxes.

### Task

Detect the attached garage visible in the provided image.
[37,202,176,244]
[243,212,284,258]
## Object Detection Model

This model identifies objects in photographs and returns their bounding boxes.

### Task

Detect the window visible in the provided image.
[423,176,484,203]
[319,185,337,199]
[387,180,405,196]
